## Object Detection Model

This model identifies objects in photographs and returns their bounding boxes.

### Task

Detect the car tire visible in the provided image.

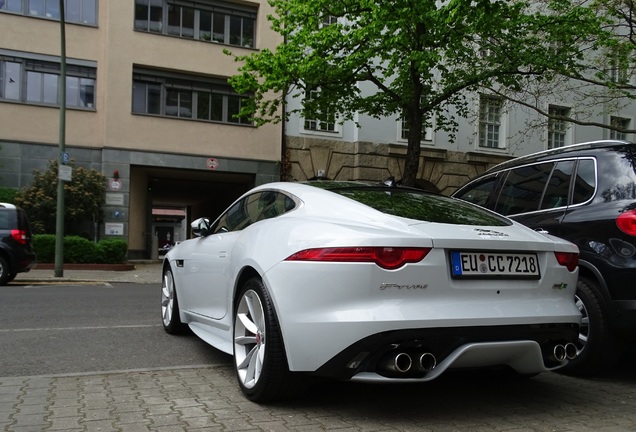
[161,267,187,334]
[6,273,17,283]
[233,277,299,403]
[0,256,10,286]
[559,276,622,376]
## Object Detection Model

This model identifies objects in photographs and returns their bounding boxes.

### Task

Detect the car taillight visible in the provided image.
[11,229,27,245]
[616,210,636,237]
[285,247,431,270]
[554,252,579,272]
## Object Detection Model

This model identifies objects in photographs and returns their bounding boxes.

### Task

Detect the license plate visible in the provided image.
[450,251,540,279]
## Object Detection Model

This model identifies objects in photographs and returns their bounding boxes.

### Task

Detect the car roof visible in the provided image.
[0,203,17,209]
[487,140,634,173]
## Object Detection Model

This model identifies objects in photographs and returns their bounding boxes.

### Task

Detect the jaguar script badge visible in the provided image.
[380,283,428,290]
[475,229,509,237]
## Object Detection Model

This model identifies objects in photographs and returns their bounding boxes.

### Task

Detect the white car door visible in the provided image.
[180,192,276,319]
[182,230,240,320]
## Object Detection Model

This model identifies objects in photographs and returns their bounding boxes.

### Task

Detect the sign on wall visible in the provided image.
[105,223,124,236]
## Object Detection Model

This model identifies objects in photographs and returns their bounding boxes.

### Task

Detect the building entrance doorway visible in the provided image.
[128,165,255,259]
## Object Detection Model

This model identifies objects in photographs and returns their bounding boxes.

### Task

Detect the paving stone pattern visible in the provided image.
[1,364,636,432]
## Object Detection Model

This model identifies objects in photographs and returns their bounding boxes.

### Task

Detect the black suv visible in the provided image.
[453,140,636,375]
[0,203,36,285]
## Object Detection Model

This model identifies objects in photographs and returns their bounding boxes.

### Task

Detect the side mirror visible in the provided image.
[191,217,211,237]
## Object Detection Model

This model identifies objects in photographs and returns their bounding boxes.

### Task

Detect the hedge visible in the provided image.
[33,235,128,264]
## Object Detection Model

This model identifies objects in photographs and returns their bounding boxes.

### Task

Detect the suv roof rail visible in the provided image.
[488,140,633,173]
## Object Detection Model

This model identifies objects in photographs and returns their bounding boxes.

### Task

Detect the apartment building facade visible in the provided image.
[285,78,635,196]
[1,2,634,259]
[0,0,282,259]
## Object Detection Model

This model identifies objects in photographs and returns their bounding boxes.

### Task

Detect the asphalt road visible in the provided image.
[2,282,636,431]
[0,283,231,377]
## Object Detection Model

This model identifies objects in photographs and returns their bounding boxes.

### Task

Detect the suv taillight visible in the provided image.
[617,210,636,237]
[554,252,579,272]
[11,229,27,245]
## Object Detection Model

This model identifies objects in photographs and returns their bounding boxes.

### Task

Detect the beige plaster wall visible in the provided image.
[0,1,282,161]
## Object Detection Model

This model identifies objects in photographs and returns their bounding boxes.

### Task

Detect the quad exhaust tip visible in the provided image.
[380,352,437,374]
[552,343,578,362]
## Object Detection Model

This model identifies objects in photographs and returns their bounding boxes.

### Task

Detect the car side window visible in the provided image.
[454,175,499,208]
[495,163,553,216]
[572,159,596,204]
[255,191,296,221]
[540,160,575,210]
[213,191,296,234]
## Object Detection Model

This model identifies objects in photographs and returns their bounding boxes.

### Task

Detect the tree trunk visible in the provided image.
[401,106,424,187]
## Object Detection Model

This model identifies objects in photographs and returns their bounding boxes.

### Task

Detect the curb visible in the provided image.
[34,263,136,271]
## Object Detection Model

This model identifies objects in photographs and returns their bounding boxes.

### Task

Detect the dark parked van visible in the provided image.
[0,203,36,285]
[453,140,636,375]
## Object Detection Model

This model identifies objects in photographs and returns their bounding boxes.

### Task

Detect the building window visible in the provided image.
[0,0,97,25]
[479,95,503,148]
[0,60,21,100]
[134,0,256,48]
[132,68,252,125]
[0,55,96,108]
[321,15,337,27]
[548,105,570,149]
[610,116,630,141]
[303,89,336,132]
[608,48,630,84]
[400,118,433,142]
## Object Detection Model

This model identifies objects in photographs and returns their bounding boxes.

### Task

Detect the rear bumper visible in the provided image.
[10,252,37,273]
[265,254,580,374]
[314,323,579,381]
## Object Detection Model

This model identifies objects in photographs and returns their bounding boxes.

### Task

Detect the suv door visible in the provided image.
[506,160,576,238]
[453,172,503,209]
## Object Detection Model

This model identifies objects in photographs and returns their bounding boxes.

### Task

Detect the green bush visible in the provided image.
[33,234,56,263]
[64,236,101,263]
[0,187,17,203]
[96,239,128,264]
[33,234,128,263]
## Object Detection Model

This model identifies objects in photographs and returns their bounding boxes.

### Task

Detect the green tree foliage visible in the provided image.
[14,160,106,235]
[227,0,607,186]
[0,187,17,203]
[491,0,635,136]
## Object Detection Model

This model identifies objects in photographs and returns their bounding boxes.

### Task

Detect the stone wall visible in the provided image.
[284,136,512,195]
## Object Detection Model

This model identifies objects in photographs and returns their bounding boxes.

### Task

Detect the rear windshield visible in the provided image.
[0,209,17,230]
[323,185,511,226]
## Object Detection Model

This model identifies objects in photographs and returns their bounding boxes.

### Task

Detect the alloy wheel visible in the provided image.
[234,289,266,389]
[161,270,175,328]
[574,293,589,355]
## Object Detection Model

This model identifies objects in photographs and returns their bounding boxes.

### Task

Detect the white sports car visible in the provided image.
[161,180,581,402]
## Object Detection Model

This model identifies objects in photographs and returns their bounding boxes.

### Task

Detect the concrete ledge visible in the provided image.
[34,263,136,271]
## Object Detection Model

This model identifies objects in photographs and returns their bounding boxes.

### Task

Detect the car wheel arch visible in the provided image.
[576,259,611,304]
[232,268,291,363]
[233,266,262,307]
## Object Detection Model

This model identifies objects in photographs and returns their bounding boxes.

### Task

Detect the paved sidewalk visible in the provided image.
[13,261,162,285]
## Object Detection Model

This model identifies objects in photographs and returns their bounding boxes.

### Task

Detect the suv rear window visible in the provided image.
[0,209,17,230]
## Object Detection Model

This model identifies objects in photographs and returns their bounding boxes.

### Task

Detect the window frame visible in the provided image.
[133,0,257,48]
[478,95,505,149]
[609,116,631,141]
[0,51,96,109]
[398,117,434,144]
[547,105,571,149]
[0,0,97,25]
[301,88,339,135]
[131,68,252,126]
